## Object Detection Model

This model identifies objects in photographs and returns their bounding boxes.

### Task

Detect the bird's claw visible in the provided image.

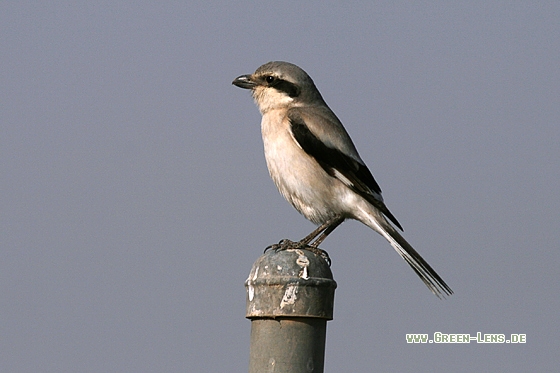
[307,245,331,266]
[264,239,331,266]
[264,239,298,253]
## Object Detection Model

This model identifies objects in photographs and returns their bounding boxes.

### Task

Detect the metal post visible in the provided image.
[245,248,336,373]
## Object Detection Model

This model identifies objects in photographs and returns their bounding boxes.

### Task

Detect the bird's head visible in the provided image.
[232,61,324,114]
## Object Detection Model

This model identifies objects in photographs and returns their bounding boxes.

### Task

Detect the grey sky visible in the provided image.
[1,2,558,372]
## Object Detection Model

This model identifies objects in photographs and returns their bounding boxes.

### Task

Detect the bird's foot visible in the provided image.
[264,239,299,253]
[306,245,331,266]
[264,239,331,266]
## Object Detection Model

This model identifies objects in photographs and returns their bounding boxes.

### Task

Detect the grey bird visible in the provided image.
[232,61,452,298]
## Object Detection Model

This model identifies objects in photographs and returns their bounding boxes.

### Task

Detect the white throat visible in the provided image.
[252,86,294,114]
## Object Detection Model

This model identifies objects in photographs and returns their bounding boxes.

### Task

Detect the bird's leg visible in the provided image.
[264,221,330,253]
[295,218,339,247]
[290,215,344,264]
[309,216,344,248]
[263,216,343,265]
[301,216,344,265]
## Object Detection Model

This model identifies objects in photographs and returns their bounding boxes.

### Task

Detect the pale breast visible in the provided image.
[260,111,345,224]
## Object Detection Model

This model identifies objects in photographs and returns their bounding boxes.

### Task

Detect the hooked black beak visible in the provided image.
[232,74,256,89]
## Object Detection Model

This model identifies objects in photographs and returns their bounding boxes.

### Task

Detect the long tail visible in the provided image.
[361,209,453,298]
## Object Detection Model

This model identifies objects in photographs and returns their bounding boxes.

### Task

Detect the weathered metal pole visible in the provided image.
[245,248,336,373]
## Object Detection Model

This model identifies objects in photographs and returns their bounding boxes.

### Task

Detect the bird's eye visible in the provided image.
[265,76,275,84]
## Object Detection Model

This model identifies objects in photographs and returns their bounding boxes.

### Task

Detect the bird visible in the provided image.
[232,61,452,298]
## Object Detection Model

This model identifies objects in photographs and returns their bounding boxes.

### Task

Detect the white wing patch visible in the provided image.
[288,128,303,151]
[332,168,354,188]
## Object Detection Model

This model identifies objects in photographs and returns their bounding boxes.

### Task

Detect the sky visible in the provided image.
[1,1,559,372]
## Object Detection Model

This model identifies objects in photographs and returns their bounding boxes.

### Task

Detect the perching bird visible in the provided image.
[232,61,452,298]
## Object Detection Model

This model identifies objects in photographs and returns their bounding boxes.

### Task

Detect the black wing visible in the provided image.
[289,112,403,230]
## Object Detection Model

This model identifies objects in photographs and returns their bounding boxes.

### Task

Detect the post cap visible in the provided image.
[245,248,337,320]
